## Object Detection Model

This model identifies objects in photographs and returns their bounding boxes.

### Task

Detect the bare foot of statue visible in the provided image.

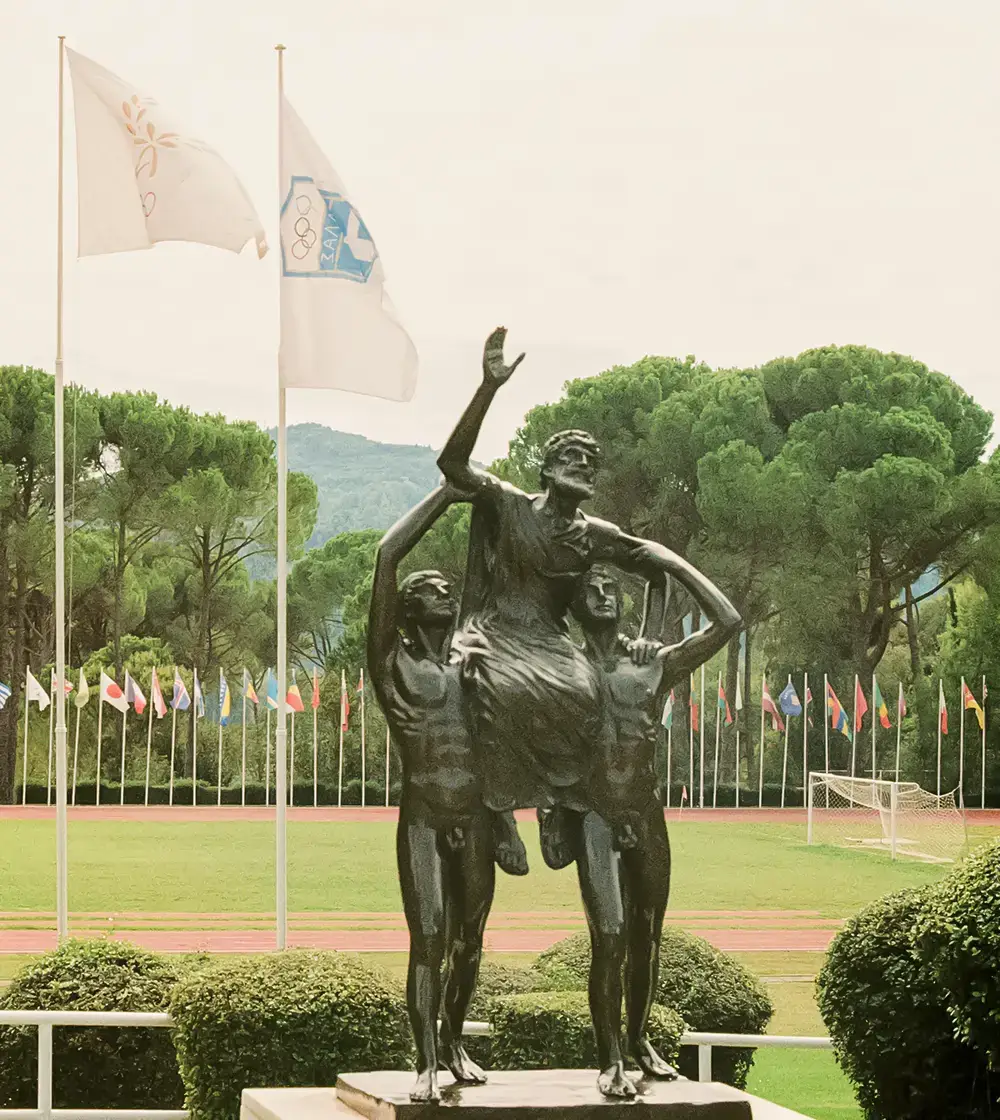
[410,1068,441,1102]
[597,1061,638,1099]
[631,1036,679,1080]
[537,807,574,870]
[440,1039,488,1084]
[493,811,529,876]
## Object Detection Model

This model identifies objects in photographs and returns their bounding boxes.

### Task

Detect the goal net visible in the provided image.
[807,772,966,863]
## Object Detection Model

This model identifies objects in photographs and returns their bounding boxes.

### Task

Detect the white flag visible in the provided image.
[66,48,266,259]
[25,669,50,711]
[100,671,129,714]
[735,670,744,712]
[279,95,417,401]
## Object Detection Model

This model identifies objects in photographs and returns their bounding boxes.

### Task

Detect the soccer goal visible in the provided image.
[807,772,966,863]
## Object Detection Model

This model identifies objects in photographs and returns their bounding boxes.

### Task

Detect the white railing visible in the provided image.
[0,1010,834,1118]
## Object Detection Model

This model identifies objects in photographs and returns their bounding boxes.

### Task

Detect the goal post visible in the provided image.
[807,771,966,863]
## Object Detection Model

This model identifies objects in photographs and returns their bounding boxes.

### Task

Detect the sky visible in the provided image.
[1,0,997,461]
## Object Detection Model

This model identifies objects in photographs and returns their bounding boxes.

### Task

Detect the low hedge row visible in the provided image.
[19,778,397,806]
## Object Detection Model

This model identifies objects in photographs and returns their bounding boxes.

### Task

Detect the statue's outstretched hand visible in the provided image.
[627,637,661,666]
[482,326,525,387]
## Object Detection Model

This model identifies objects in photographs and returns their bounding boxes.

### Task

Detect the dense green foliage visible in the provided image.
[818,889,994,1118]
[169,950,410,1120]
[533,927,773,1086]
[489,990,684,1072]
[0,941,187,1109]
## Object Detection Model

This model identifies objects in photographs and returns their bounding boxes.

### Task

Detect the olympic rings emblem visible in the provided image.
[291,194,317,260]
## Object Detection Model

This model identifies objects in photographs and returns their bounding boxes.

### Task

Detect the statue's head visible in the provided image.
[571,564,621,630]
[540,429,600,502]
[399,570,456,629]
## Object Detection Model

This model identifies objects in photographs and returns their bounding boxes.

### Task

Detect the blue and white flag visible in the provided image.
[0,681,10,710]
[779,679,802,717]
[193,670,205,719]
[279,95,417,402]
[172,668,191,712]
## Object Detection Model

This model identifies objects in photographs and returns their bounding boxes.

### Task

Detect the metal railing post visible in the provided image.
[697,1043,712,1081]
[37,1024,53,1120]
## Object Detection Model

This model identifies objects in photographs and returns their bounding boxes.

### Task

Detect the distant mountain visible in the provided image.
[275,423,443,549]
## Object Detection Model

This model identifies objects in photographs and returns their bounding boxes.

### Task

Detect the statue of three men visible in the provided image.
[367,328,741,1102]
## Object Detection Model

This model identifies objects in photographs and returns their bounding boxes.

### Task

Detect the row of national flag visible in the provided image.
[10,666,366,727]
[662,673,987,737]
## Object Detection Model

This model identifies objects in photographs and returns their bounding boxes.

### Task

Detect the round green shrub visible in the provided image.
[918,839,1000,1071]
[463,959,543,1067]
[489,991,684,1072]
[169,950,410,1120]
[533,928,773,1087]
[0,940,185,1109]
[818,887,994,1118]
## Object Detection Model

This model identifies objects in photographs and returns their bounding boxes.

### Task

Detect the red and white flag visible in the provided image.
[939,680,949,736]
[150,667,168,718]
[854,678,869,733]
[340,669,350,732]
[680,785,689,807]
[761,678,785,732]
[100,671,128,714]
[311,667,321,711]
[124,671,146,715]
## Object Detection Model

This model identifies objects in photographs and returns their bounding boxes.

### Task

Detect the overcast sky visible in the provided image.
[1,0,997,461]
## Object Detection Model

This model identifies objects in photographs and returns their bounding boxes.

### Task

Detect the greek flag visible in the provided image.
[0,681,10,710]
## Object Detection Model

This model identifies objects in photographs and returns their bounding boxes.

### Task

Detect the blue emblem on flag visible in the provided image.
[280,176,378,282]
[779,681,802,717]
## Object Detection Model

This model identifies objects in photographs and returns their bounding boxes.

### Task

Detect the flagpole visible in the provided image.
[895,682,902,780]
[46,679,55,806]
[312,673,319,809]
[144,675,154,806]
[21,674,30,805]
[802,672,809,808]
[360,668,367,808]
[168,687,177,806]
[688,673,695,805]
[982,675,987,810]
[290,709,296,806]
[712,670,721,809]
[758,676,766,809]
[71,701,81,806]
[192,669,198,806]
[53,32,70,941]
[780,675,790,809]
[959,676,966,809]
[265,706,271,807]
[338,669,345,807]
[385,726,391,807]
[274,42,289,951]
[119,703,127,806]
[217,669,224,808]
[95,686,103,807]
[937,678,943,796]
[871,672,876,780]
[241,672,248,807]
[851,673,858,779]
[699,664,706,808]
[823,673,830,776]
[666,724,672,810]
[734,727,739,808]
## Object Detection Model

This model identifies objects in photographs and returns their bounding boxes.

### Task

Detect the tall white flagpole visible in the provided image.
[119,702,128,805]
[871,672,876,780]
[937,678,944,796]
[46,678,55,806]
[360,668,367,808]
[312,670,319,809]
[192,669,199,806]
[95,684,103,806]
[168,683,177,806]
[712,670,721,808]
[144,676,154,806]
[21,673,30,805]
[666,724,673,810]
[217,669,224,807]
[758,676,766,809]
[699,664,706,808]
[734,724,740,809]
[71,700,81,806]
[338,669,346,807]
[290,707,296,806]
[823,673,830,776]
[274,43,289,950]
[241,672,248,807]
[982,675,988,810]
[385,725,391,807]
[959,676,966,809]
[780,675,790,809]
[688,673,695,803]
[802,672,809,808]
[53,34,70,940]
[895,682,903,780]
[265,706,271,807]
[850,673,859,778]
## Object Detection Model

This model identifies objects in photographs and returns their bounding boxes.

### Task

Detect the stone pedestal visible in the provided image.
[241,1071,813,1120]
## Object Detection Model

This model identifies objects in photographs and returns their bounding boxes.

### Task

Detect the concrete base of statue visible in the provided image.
[241,1070,813,1120]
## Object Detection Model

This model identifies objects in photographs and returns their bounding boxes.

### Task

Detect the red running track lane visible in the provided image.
[5,805,1000,824]
[0,926,835,955]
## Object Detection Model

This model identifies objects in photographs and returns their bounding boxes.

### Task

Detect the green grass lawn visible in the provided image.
[0,817,979,914]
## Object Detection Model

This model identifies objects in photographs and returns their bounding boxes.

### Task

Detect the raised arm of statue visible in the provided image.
[367,484,460,711]
[436,326,525,494]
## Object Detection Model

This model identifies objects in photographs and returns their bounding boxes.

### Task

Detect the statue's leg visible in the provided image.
[439,817,496,1082]
[624,813,676,1079]
[573,811,635,1099]
[397,814,447,1101]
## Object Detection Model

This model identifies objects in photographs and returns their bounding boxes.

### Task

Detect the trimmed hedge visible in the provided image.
[0,940,185,1109]
[169,950,410,1120]
[533,928,773,1087]
[490,991,684,1072]
[818,887,993,1118]
[22,778,399,806]
[918,839,1000,1071]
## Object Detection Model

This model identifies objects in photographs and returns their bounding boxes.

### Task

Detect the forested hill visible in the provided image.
[275,423,442,549]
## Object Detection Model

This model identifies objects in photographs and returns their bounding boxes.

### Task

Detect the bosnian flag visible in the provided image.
[100,671,128,714]
[124,670,146,715]
[150,667,168,718]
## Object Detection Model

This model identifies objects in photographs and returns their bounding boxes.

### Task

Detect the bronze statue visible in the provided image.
[368,484,527,1103]
[562,566,740,1097]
